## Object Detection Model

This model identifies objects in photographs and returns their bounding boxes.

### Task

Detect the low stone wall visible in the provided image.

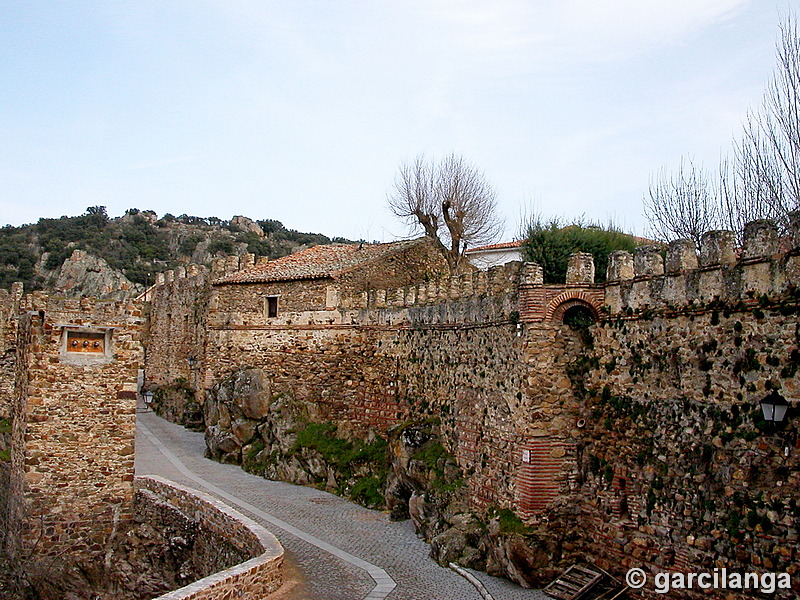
[136,476,284,600]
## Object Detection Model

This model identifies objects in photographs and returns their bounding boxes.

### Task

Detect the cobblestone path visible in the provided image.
[135,411,547,600]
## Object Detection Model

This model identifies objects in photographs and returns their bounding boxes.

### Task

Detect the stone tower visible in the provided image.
[5,294,142,560]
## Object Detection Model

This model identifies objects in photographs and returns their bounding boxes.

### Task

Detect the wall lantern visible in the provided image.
[760,390,790,423]
[143,391,154,410]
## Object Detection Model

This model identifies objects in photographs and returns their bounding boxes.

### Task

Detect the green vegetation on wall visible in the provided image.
[241,420,390,509]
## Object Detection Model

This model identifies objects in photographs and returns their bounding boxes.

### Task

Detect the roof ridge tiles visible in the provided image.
[212,238,425,285]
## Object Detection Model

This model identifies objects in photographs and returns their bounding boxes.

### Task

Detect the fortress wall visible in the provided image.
[339,261,524,310]
[0,283,24,419]
[557,303,800,588]
[0,283,23,551]
[142,218,800,597]
[537,219,800,596]
[386,316,584,514]
[1,288,27,555]
[604,218,800,316]
[200,287,535,513]
[200,280,587,517]
[146,267,211,392]
[11,295,143,561]
[204,323,401,431]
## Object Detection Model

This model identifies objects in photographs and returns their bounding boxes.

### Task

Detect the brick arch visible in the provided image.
[546,291,602,323]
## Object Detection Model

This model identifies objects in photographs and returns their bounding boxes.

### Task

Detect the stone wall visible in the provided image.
[540,221,800,598]
[555,305,800,596]
[1,284,26,555]
[9,293,143,562]
[145,267,210,392]
[142,220,800,596]
[138,476,284,600]
[0,283,23,419]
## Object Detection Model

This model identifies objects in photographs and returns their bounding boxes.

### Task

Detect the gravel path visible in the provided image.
[134,411,548,600]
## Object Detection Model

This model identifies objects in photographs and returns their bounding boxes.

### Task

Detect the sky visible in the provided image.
[1,1,798,242]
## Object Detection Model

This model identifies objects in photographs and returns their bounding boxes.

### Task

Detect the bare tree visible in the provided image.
[643,156,721,246]
[730,16,800,230]
[719,149,779,237]
[644,14,800,241]
[388,154,503,272]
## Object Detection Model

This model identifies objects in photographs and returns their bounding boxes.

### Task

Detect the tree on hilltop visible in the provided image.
[388,154,503,273]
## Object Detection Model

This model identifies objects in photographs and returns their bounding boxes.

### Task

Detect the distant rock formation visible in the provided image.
[54,250,142,300]
[230,216,264,237]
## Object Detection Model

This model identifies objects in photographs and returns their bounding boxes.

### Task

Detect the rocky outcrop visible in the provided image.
[54,250,142,299]
[150,381,203,431]
[384,419,564,588]
[202,370,569,588]
[204,369,388,506]
[230,216,264,237]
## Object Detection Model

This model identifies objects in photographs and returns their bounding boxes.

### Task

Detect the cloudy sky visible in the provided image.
[1,1,798,241]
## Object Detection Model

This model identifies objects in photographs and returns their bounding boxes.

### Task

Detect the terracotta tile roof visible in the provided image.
[466,240,523,253]
[631,235,661,246]
[214,239,424,284]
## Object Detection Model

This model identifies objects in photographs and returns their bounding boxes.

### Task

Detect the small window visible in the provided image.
[266,296,278,318]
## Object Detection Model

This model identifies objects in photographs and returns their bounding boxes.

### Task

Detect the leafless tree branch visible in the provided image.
[388,153,503,272]
[643,156,721,247]
[645,14,800,241]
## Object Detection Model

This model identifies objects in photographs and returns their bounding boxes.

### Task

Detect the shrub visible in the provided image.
[522,217,640,283]
[487,506,533,534]
[350,476,384,507]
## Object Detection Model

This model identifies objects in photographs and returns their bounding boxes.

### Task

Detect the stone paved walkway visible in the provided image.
[135,411,548,600]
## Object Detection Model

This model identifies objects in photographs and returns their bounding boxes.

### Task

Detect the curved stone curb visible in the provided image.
[448,562,496,600]
[138,475,284,600]
[138,420,397,600]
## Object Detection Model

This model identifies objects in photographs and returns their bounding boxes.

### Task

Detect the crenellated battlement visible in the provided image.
[144,251,259,290]
[341,261,525,310]
[603,215,800,315]
[140,214,800,323]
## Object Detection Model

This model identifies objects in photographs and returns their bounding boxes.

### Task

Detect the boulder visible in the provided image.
[231,419,257,445]
[430,528,468,565]
[232,369,272,420]
[483,532,559,588]
[205,425,241,456]
[230,216,264,237]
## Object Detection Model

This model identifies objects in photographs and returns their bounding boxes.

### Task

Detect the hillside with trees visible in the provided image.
[0,207,346,294]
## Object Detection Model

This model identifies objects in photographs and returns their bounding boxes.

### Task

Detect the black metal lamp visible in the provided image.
[760,390,790,423]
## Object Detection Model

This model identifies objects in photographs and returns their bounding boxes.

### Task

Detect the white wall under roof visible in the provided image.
[466,247,524,270]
